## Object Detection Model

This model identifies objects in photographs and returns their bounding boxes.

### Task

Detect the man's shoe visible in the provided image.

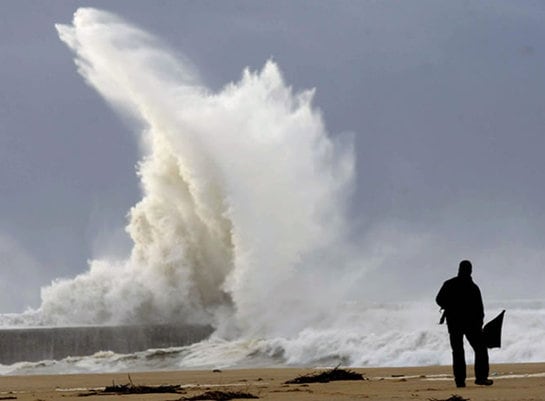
[475,379,493,386]
[456,382,466,388]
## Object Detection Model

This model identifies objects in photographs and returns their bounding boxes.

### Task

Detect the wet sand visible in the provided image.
[1,363,545,401]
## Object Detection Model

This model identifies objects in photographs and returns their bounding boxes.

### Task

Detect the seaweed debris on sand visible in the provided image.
[285,366,366,384]
[78,375,183,396]
[429,395,469,401]
[180,391,259,400]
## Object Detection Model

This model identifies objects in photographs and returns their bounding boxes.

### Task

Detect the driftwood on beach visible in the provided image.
[285,366,366,384]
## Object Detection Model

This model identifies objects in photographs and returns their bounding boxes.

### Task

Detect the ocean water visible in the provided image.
[1,300,545,375]
[1,8,544,375]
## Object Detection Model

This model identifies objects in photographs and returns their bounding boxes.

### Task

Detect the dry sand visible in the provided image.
[1,363,545,401]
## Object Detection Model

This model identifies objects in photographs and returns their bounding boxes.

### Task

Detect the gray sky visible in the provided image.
[1,1,545,312]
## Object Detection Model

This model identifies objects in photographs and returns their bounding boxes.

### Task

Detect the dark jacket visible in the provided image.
[436,275,484,329]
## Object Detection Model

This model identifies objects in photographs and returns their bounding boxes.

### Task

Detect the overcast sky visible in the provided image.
[1,1,545,313]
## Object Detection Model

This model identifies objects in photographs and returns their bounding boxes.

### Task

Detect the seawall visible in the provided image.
[0,324,213,365]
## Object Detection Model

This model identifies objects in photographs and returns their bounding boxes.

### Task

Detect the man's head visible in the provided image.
[458,260,472,277]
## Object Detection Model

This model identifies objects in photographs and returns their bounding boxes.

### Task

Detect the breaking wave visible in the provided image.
[35,8,355,336]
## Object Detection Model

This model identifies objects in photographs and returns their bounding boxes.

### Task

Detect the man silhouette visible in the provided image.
[436,260,493,388]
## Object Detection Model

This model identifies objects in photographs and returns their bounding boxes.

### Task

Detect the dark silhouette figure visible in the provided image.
[436,260,493,388]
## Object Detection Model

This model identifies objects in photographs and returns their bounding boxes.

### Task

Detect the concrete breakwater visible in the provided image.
[0,324,213,365]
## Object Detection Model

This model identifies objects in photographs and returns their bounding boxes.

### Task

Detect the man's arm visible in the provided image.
[436,282,449,309]
[476,285,485,326]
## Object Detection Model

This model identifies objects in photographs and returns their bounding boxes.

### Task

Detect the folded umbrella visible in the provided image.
[483,310,506,348]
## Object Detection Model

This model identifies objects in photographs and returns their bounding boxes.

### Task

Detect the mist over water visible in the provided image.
[1,8,545,374]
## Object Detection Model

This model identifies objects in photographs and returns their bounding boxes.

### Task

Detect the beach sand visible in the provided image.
[1,363,544,401]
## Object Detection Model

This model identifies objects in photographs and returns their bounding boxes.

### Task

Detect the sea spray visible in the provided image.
[36,8,356,334]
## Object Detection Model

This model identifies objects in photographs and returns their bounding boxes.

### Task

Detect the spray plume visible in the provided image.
[40,8,356,336]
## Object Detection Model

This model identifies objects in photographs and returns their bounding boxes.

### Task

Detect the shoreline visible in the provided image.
[2,362,545,400]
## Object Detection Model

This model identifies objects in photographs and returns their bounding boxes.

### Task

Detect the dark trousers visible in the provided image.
[448,326,489,384]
